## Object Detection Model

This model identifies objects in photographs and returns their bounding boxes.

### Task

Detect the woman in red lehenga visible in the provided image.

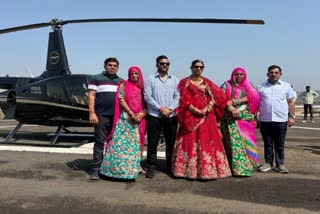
[172,60,232,180]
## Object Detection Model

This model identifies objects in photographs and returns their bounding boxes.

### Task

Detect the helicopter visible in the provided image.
[0,18,264,144]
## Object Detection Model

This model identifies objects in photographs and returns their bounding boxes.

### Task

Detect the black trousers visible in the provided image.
[146,115,178,171]
[92,115,113,171]
[260,122,288,167]
[303,104,314,120]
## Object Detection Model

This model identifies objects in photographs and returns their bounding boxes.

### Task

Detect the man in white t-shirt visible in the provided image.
[299,85,319,123]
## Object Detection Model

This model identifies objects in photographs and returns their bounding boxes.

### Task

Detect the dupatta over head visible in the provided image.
[223,67,260,166]
[107,66,146,148]
[225,67,260,114]
[124,66,145,113]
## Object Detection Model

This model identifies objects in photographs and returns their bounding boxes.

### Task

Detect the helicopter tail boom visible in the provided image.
[0,77,39,90]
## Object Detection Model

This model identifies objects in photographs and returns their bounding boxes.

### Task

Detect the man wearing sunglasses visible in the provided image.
[88,57,123,180]
[144,55,180,178]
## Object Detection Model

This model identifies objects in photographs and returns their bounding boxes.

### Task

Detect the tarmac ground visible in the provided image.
[0,117,319,214]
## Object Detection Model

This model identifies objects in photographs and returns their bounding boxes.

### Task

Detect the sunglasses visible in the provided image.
[235,73,244,76]
[159,62,170,66]
[107,64,118,68]
[193,66,204,69]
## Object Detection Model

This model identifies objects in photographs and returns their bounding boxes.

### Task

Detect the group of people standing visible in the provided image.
[87,55,296,181]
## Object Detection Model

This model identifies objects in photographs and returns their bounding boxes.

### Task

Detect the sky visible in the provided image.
[0,0,319,91]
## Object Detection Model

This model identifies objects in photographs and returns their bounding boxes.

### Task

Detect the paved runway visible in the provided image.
[0,117,319,152]
[0,118,319,213]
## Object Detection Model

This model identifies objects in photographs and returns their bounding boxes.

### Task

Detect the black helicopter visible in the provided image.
[0,18,264,144]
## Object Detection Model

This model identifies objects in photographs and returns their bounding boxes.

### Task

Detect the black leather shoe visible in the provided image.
[146,169,155,178]
[89,170,100,181]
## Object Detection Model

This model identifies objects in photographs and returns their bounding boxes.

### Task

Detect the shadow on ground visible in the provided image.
[65,158,320,211]
[0,169,57,181]
[301,145,320,155]
[66,159,92,174]
[0,195,209,214]
[141,172,320,211]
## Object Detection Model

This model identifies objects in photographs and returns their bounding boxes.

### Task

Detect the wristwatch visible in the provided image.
[289,115,296,119]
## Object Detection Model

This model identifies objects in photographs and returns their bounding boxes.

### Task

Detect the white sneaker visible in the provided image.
[259,163,272,172]
[311,120,315,123]
[301,120,307,123]
[274,165,289,174]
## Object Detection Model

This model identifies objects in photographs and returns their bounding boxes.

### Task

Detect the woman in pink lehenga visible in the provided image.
[100,66,147,179]
[220,67,260,176]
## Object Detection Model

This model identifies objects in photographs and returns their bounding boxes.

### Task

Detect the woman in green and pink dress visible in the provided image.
[220,67,260,176]
[100,66,147,180]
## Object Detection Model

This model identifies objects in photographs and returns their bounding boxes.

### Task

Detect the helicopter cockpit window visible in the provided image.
[64,78,88,106]
[47,79,66,101]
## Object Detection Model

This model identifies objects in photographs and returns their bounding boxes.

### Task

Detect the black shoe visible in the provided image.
[146,169,155,178]
[89,170,100,181]
[166,165,172,174]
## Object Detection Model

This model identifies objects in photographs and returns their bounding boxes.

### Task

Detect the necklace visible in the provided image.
[191,75,203,81]
[190,77,203,85]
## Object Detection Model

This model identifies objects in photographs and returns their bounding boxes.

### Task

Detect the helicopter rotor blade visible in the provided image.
[0,18,264,35]
[61,18,265,25]
[0,22,52,34]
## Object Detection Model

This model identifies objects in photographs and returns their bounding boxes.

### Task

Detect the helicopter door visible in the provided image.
[64,78,88,107]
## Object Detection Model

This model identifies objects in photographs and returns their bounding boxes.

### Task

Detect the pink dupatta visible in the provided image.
[224,67,260,164]
[107,66,146,150]
[225,67,260,114]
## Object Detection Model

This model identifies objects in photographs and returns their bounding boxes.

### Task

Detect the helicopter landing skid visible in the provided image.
[3,122,23,143]
[2,123,65,145]
[50,125,64,145]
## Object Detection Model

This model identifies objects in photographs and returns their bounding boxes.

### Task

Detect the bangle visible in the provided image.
[89,110,95,113]
[207,106,211,113]
[232,99,241,106]
[190,105,198,114]
[227,106,235,112]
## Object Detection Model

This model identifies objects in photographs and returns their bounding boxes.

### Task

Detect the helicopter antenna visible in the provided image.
[26,65,34,78]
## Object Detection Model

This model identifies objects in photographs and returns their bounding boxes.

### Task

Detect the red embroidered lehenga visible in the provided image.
[172,77,232,179]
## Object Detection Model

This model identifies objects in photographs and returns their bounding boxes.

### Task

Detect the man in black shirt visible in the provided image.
[88,57,122,180]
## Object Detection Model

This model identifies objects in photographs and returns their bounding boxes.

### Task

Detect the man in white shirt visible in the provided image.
[299,85,319,123]
[257,65,295,174]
